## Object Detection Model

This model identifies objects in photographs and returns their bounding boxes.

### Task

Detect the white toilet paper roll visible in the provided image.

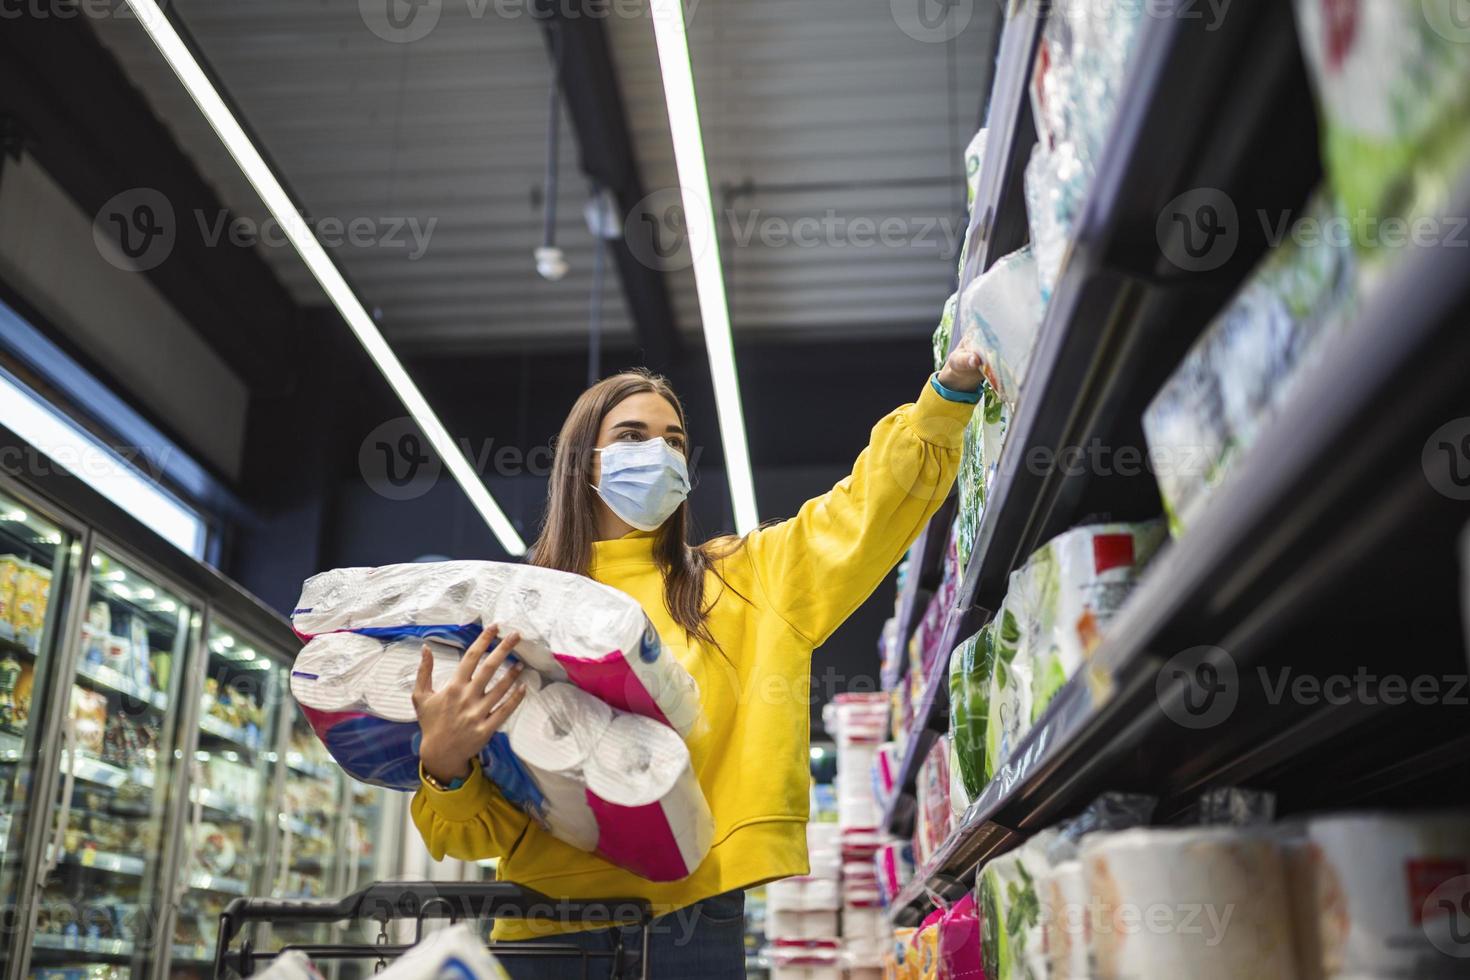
[507,680,611,774]
[526,765,600,854]
[291,633,463,721]
[1082,828,1296,980]
[1306,811,1470,978]
[584,713,713,880]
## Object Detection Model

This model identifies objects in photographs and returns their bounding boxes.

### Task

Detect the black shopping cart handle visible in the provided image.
[214,881,652,977]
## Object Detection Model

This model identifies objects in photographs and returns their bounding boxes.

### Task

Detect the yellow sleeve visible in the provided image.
[741,380,974,647]
[410,759,532,862]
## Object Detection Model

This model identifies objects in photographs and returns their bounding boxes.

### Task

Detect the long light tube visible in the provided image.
[649,0,759,534]
[121,0,527,555]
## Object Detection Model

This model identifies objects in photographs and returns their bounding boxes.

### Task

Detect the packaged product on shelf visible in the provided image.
[767,938,843,979]
[984,568,1037,781]
[1296,810,1470,978]
[1029,521,1167,719]
[1041,859,1089,980]
[956,401,987,571]
[876,839,915,907]
[1197,785,1276,826]
[1081,827,1297,979]
[1291,0,1470,265]
[958,246,1045,411]
[0,554,20,638]
[293,560,700,736]
[978,830,1057,980]
[980,385,1009,496]
[11,559,50,650]
[880,615,904,691]
[936,891,982,980]
[885,927,920,980]
[1143,192,1356,537]
[69,687,108,758]
[933,292,959,374]
[873,742,900,808]
[947,626,994,813]
[913,736,953,867]
[965,128,988,211]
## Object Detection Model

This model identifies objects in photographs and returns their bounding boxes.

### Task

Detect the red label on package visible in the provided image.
[1407,858,1470,924]
[1092,534,1135,574]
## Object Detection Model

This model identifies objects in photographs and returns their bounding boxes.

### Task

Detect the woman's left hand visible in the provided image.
[937,345,986,394]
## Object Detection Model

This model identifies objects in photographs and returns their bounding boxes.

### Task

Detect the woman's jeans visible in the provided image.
[497,889,746,979]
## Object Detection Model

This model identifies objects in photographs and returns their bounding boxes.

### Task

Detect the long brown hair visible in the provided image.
[529,369,735,650]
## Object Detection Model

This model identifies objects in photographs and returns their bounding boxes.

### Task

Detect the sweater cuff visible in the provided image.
[419,759,500,822]
[908,378,976,449]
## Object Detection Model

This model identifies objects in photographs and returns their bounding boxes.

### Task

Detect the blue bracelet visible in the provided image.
[930,373,981,404]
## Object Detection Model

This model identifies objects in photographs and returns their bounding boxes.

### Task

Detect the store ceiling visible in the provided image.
[89,0,994,356]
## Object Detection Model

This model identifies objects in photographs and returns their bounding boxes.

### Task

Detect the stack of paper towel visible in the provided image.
[288,561,711,882]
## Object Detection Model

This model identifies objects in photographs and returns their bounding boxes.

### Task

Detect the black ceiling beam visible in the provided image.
[533,2,681,372]
[0,13,300,391]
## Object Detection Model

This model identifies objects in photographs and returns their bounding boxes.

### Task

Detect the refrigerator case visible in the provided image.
[166,617,288,977]
[32,549,196,979]
[0,496,83,980]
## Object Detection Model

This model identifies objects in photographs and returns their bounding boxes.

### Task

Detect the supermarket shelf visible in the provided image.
[282,815,331,842]
[285,752,335,779]
[0,633,38,659]
[187,869,249,895]
[200,713,262,751]
[32,933,135,957]
[955,0,1320,617]
[70,753,155,790]
[880,605,979,837]
[888,165,1470,925]
[55,847,147,876]
[882,496,957,691]
[192,786,254,821]
[75,660,168,711]
[0,729,22,762]
[956,0,1043,290]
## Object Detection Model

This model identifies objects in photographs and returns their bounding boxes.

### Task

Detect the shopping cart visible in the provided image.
[212,880,653,979]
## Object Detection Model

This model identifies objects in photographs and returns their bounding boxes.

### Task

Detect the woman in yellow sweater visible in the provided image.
[410,350,982,977]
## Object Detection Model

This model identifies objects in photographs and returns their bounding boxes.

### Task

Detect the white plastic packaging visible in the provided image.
[958,246,1046,410]
[376,923,509,980]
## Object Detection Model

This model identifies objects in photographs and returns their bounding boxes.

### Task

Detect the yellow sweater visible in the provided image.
[411,381,972,940]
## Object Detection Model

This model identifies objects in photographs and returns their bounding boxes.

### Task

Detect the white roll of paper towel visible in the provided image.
[1081,827,1297,980]
[292,560,700,736]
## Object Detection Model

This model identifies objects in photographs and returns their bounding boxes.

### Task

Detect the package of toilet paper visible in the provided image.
[1081,827,1297,980]
[376,923,509,980]
[1302,810,1470,978]
[292,561,700,737]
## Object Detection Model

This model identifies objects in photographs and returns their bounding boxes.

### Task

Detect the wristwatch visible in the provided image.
[420,762,469,792]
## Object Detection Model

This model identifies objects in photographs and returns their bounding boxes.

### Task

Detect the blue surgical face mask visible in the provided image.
[592,436,691,531]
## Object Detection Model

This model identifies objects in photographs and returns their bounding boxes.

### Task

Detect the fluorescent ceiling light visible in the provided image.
[0,371,206,557]
[121,0,526,556]
[650,0,759,535]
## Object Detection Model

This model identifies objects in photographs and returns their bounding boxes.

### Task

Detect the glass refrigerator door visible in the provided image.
[0,495,79,980]
[268,705,347,951]
[32,549,194,979]
[167,618,284,977]
[334,783,399,980]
